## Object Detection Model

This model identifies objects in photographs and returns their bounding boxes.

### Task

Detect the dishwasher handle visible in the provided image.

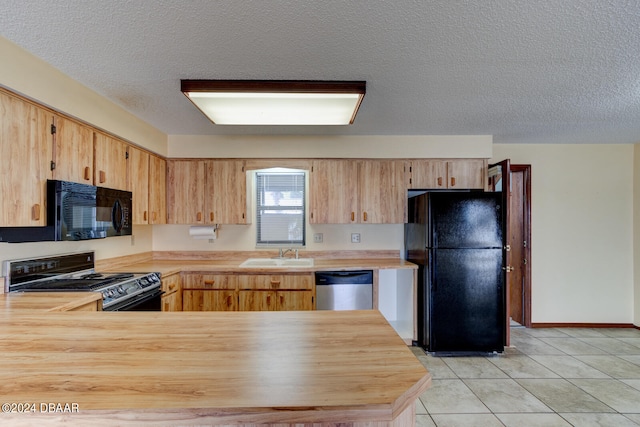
[315,271,373,285]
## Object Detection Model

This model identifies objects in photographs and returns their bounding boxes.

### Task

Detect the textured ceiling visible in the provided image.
[2,0,640,144]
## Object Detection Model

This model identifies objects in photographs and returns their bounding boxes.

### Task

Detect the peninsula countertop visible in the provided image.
[0,309,431,426]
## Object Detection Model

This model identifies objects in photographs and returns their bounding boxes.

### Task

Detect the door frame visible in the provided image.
[511,164,532,329]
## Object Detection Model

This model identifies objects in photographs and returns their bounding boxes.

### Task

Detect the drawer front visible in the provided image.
[237,274,313,290]
[161,273,181,293]
[182,274,237,290]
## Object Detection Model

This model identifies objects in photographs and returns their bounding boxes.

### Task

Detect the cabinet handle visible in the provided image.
[196,212,202,222]
[32,204,41,221]
[437,177,443,186]
[451,177,456,187]
[152,212,157,222]
[84,166,91,181]
[270,279,281,287]
[363,212,368,222]
[280,295,284,305]
[204,280,216,285]
[99,170,106,183]
[210,212,214,222]
[143,211,148,221]
[226,295,233,306]
[351,212,355,221]
[267,294,271,305]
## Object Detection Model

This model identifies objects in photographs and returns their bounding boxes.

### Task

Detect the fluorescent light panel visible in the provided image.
[181,80,366,125]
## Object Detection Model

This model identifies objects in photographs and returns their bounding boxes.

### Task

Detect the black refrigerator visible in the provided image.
[405,191,505,354]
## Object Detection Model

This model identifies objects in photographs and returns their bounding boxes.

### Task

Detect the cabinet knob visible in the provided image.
[196,212,202,222]
[32,204,41,221]
[450,177,456,187]
[84,166,91,181]
[437,177,443,186]
[363,212,368,222]
[99,170,106,184]
[210,212,214,222]
[351,212,355,221]
[143,211,148,221]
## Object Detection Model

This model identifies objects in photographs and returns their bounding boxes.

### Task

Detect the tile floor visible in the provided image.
[412,326,640,426]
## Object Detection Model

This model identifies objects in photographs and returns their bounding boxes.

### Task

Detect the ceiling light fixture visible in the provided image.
[181,80,366,125]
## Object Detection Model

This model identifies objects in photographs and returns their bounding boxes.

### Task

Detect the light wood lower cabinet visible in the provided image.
[183,290,237,311]
[161,273,182,312]
[181,273,314,312]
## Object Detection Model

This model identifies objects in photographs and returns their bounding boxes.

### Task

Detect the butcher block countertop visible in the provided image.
[0,310,431,426]
[0,292,102,312]
[105,258,418,277]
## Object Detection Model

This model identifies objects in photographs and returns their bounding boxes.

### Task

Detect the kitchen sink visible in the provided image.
[239,258,314,268]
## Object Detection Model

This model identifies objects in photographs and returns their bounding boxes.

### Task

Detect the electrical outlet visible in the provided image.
[351,233,361,243]
[314,233,323,243]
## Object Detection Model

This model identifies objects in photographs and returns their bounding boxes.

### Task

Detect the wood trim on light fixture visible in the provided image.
[180,80,366,125]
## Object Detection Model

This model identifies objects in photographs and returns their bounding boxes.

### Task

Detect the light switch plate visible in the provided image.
[351,233,361,243]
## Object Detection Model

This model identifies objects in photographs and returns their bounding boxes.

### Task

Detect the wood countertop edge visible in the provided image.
[0,404,401,424]
[45,292,102,312]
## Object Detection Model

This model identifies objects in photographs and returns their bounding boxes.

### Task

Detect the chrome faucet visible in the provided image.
[278,248,299,259]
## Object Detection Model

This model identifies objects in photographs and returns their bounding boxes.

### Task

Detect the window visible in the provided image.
[255,169,305,246]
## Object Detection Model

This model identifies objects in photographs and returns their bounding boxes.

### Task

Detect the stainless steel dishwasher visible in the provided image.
[315,271,373,310]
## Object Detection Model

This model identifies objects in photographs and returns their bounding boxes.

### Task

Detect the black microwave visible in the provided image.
[0,180,132,243]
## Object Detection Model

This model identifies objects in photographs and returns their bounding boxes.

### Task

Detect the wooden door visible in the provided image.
[0,91,52,226]
[205,160,247,224]
[277,291,314,311]
[93,132,128,190]
[358,160,407,223]
[239,290,277,311]
[162,291,182,312]
[309,159,358,224]
[182,290,236,311]
[166,159,204,224]
[53,115,93,183]
[447,159,485,189]
[409,160,447,189]
[128,146,150,224]
[148,154,166,224]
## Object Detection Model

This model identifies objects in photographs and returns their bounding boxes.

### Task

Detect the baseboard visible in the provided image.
[532,322,638,330]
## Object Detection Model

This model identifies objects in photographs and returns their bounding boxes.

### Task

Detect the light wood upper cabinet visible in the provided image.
[167,159,247,224]
[93,132,128,190]
[358,160,407,223]
[0,91,52,226]
[127,146,150,224]
[149,154,167,224]
[205,160,247,224]
[409,159,486,190]
[309,159,358,224]
[52,115,93,183]
[166,159,205,224]
[310,159,406,224]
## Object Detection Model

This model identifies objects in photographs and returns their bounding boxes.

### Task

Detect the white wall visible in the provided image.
[634,144,640,326]
[492,144,635,324]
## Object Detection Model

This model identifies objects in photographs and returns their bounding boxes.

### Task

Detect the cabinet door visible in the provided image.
[309,159,358,224]
[447,159,486,189]
[94,132,128,190]
[162,291,182,312]
[205,160,247,224]
[0,91,52,226]
[409,160,447,189]
[277,291,314,311]
[167,159,205,224]
[358,160,407,223]
[128,146,150,224]
[148,154,167,224]
[182,290,236,311]
[53,115,93,183]
[239,290,277,311]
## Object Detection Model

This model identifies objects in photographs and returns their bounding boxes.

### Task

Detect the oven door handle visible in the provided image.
[106,289,164,311]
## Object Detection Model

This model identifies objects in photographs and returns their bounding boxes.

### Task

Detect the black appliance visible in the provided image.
[405,191,505,354]
[0,180,132,243]
[3,252,162,311]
